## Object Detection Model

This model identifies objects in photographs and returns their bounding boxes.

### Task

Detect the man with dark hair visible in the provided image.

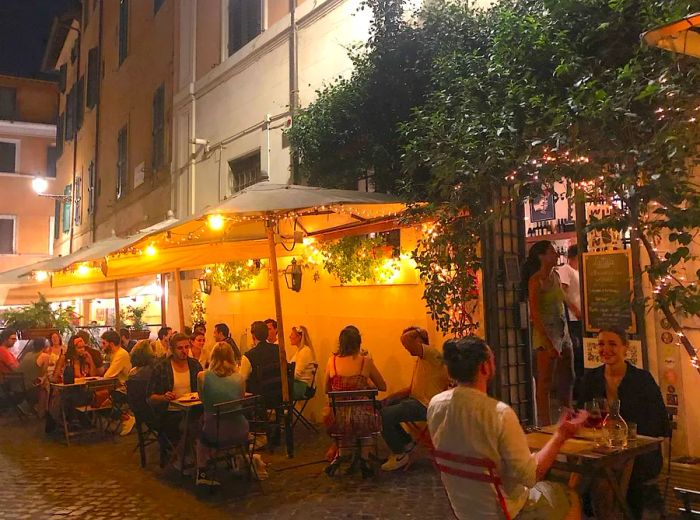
[100,329,135,435]
[119,328,136,353]
[381,326,448,471]
[245,321,281,403]
[209,323,241,361]
[152,326,173,358]
[557,244,584,384]
[0,329,19,374]
[193,322,206,335]
[264,318,278,344]
[427,336,586,520]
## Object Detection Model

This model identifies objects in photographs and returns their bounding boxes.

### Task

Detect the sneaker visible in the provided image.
[381,453,409,471]
[252,454,269,480]
[120,415,136,436]
[196,469,221,486]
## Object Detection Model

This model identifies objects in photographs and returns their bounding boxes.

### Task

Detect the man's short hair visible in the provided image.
[0,329,16,344]
[214,323,230,338]
[402,326,429,345]
[170,332,190,348]
[567,244,578,259]
[157,326,172,340]
[119,328,130,339]
[191,330,205,340]
[193,321,206,331]
[443,336,490,384]
[101,330,120,346]
[251,321,268,342]
[264,318,278,329]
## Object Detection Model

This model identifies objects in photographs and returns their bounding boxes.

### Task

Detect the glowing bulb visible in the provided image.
[77,265,90,276]
[145,245,157,257]
[207,214,225,231]
[35,271,48,282]
[32,177,49,194]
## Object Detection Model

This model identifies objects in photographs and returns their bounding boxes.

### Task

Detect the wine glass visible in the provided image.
[585,399,604,445]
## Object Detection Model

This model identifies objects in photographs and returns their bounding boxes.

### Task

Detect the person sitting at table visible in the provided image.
[195,342,249,486]
[189,331,205,362]
[324,325,386,476]
[128,340,156,382]
[428,335,586,520]
[53,334,98,381]
[289,325,316,400]
[120,328,137,353]
[152,326,173,358]
[381,326,448,471]
[245,321,282,403]
[45,332,64,381]
[578,326,669,519]
[75,330,105,370]
[17,338,49,416]
[98,330,132,385]
[149,333,203,465]
[0,329,19,375]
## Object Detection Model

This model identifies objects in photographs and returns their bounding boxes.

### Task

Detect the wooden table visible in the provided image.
[527,428,664,519]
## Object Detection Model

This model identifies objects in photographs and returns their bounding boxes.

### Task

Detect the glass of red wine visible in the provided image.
[585,399,607,445]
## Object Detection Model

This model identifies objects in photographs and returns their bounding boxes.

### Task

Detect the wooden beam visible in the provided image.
[160,273,167,326]
[174,269,185,332]
[266,222,290,403]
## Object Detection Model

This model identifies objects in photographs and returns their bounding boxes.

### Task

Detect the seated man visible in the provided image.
[152,326,173,358]
[100,330,133,385]
[120,328,137,353]
[0,329,19,375]
[428,336,586,520]
[381,326,448,471]
[244,321,282,406]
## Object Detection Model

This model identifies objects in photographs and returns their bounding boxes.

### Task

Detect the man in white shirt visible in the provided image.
[381,327,448,471]
[99,330,134,434]
[427,336,586,520]
[557,244,584,383]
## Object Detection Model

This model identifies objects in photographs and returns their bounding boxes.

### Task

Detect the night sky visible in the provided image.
[0,0,77,79]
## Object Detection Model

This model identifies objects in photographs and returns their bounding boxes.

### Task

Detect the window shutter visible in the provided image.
[56,113,64,156]
[47,146,57,178]
[0,218,14,254]
[151,84,164,171]
[76,75,85,130]
[119,0,129,65]
[0,142,16,173]
[62,185,72,234]
[87,47,99,109]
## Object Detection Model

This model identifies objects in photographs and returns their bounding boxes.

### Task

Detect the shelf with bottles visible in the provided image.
[526,218,576,243]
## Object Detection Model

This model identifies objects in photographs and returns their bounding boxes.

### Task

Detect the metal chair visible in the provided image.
[325,388,381,478]
[126,377,170,468]
[433,449,511,520]
[72,378,119,442]
[291,362,319,432]
[676,487,700,518]
[253,361,294,456]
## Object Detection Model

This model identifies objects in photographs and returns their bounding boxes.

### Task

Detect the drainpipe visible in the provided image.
[288,0,299,184]
[92,0,104,243]
[69,21,81,254]
[188,0,198,215]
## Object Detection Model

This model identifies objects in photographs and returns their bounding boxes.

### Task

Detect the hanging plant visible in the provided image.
[316,235,389,285]
[190,290,206,324]
[209,260,263,291]
[0,293,78,334]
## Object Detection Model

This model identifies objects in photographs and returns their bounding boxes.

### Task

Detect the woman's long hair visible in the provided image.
[337,325,361,357]
[521,240,552,294]
[49,331,62,347]
[65,335,88,373]
[209,341,237,378]
[293,325,314,355]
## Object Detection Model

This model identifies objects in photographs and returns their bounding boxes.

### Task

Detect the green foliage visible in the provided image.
[210,261,263,291]
[317,235,388,284]
[120,304,149,331]
[0,293,77,333]
[190,290,206,325]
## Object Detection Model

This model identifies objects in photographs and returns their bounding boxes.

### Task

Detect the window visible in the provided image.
[87,47,99,109]
[87,161,96,214]
[119,0,129,65]
[56,113,65,157]
[0,216,15,254]
[74,176,82,226]
[0,87,17,120]
[0,141,17,173]
[47,146,57,178]
[154,0,165,14]
[65,85,76,141]
[59,65,68,93]
[228,0,262,56]
[228,151,261,194]
[76,75,85,130]
[152,84,165,171]
[116,126,128,199]
[62,185,72,234]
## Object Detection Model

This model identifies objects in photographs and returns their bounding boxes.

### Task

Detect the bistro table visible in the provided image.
[526,427,664,520]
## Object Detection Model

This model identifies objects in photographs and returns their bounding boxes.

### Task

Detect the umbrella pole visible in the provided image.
[160,273,167,327]
[174,269,185,332]
[114,280,121,328]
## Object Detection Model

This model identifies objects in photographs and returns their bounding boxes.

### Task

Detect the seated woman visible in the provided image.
[18,338,49,415]
[289,325,316,399]
[195,342,249,486]
[128,340,156,382]
[578,326,669,518]
[324,325,386,477]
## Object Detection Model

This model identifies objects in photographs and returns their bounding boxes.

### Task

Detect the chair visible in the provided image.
[402,421,434,471]
[126,377,169,468]
[203,395,266,484]
[253,361,294,455]
[0,372,30,420]
[291,362,319,433]
[432,449,511,520]
[70,378,119,443]
[675,487,700,518]
[325,388,381,478]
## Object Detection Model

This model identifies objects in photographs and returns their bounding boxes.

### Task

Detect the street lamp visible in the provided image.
[31,176,71,201]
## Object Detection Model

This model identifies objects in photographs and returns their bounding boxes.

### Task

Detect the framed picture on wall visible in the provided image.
[530,192,556,222]
[502,253,521,285]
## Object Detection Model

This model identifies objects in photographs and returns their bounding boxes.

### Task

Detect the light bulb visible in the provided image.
[145,245,157,257]
[207,214,225,231]
[32,177,49,194]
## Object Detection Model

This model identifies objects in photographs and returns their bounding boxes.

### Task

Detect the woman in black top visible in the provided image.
[578,326,669,518]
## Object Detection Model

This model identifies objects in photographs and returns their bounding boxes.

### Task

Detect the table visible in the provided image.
[527,429,664,519]
[168,393,203,476]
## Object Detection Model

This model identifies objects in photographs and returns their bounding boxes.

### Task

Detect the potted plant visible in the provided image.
[0,293,77,339]
[120,304,151,339]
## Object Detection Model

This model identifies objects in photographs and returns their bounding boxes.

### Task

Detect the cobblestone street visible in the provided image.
[0,415,452,520]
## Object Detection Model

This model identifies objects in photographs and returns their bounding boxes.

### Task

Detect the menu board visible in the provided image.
[582,249,636,333]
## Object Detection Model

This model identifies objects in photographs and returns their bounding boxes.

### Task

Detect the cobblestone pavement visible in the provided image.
[0,415,452,520]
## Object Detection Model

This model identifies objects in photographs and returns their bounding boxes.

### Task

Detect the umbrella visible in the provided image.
[642,13,700,58]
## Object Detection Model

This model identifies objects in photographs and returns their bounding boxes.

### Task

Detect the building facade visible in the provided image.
[0,74,58,273]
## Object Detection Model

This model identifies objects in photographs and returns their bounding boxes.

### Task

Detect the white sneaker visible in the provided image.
[381,453,410,471]
[120,415,136,436]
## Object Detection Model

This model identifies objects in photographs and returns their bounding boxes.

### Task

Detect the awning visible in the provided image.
[642,13,700,58]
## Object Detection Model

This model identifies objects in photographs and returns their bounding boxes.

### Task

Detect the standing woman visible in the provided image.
[522,240,574,426]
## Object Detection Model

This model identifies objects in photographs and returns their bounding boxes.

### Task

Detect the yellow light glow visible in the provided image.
[145,245,157,257]
[76,265,90,276]
[302,236,315,246]
[207,214,225,231]
[35,271,49,282]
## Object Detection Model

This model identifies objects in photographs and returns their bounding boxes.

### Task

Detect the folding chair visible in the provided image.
[0,372,30,420]
[325,388,381,479]
[291,362,319,433]
[675,487,700,518]
[433,449,511,520]
[203,395,266,485]
[73,378,119,440]
[253,361,294,455]
[126,377,170,468]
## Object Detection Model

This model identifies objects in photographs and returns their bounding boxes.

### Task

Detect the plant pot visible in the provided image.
[19,328,59,340]
[130,329,151,340]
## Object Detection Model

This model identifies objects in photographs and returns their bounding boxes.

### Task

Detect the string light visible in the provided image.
[207,214,225,231]
[145,244,157,257]
[34,271,48,282]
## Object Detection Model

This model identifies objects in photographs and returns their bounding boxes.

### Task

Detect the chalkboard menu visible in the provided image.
[582,250,637,333]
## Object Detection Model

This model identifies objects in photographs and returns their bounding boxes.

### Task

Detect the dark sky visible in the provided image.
[0,0,77,79]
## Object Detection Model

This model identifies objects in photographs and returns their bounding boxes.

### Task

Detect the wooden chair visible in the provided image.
[291,362,319,433]
[325,388,381,478]
[433,449,511,520]
[676,487,700,518]
[71,378,119,442]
